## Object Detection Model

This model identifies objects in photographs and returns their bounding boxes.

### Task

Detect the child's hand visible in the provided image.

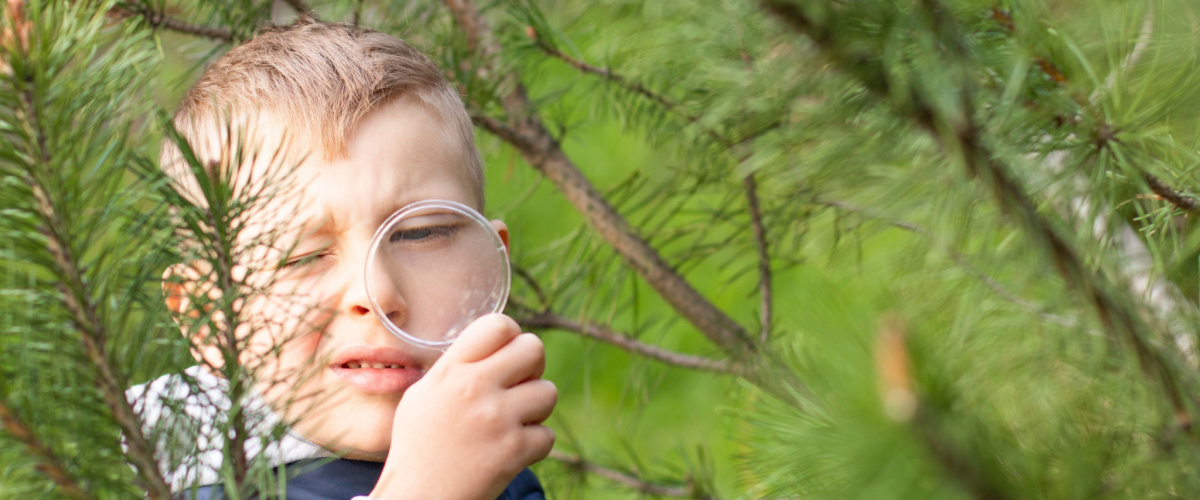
[370,313,557,500]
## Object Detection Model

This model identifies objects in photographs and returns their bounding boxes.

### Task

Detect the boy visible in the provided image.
[130,19,557,500]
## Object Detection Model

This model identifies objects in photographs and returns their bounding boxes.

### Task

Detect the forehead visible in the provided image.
[244,98,478,242]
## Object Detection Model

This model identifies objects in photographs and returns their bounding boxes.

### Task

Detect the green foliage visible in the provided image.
[5,0,1200,499]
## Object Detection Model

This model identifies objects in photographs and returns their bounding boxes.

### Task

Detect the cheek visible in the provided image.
[238,277,337,369]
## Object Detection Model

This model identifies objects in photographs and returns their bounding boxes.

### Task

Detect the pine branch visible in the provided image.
[531,37,678,111]
[512,265,550,310]
[529,34,785,148]
[0,401,95,500]
[988,4,1192,353]
[451,1,814,405]
[467,105,756,357]
[110,4,234,42]
[1143,173,1200,216]
[516,311,734,374]
[529,31,781,345]
[762,0,1197,429]
[549,449,716,499]
[16,86,173,500]
[744,174,773,341]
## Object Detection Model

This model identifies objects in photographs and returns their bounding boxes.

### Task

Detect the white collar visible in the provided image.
[126,366,334,492]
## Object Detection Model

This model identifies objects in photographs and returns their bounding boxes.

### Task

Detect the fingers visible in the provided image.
[482,333,546,388]
[509,379,557,425]
[519,425,555,467]
[442,313,521,364]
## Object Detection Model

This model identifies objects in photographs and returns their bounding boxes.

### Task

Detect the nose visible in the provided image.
[343,252,408,328]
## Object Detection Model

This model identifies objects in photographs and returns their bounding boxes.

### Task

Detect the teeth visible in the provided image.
[341,362,404,369]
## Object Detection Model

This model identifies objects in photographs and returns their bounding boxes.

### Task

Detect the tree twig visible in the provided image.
[282,0,319,20]
[110,4,234,42]
[1143,173,1200,216]
[516,311,734,374]
[469,108,758,359]
[511,265,550,311]
[744,174,773,341]
[0,401,95,500]
[531,38,678,111]
[549,449,716,499]
[449,0,812,404]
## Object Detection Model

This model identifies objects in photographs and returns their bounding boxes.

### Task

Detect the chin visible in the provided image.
[287,397,398,461]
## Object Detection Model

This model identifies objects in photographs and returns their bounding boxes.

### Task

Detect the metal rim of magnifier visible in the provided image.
[363,199,511,350]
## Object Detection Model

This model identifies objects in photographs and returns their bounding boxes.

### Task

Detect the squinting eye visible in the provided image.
[280,253,331,270]
[389,225,458,243]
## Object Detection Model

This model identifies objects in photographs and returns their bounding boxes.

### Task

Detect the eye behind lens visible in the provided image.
[388,224,460,245]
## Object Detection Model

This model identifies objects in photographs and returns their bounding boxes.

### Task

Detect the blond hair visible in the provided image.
[161,19,484,207]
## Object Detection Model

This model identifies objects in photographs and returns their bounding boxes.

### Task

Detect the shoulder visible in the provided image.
[499,468,545,500]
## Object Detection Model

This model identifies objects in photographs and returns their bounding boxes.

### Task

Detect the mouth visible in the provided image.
[329,346,424,394]
[337,362,407,369]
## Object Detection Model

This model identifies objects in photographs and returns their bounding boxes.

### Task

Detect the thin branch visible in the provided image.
[0,401,95,500]
[110,5,233,42]
[549,449,716,499]
[532,38,678,111]
[531,31,782,343]
[512,265,550,311]
[990,7,1070,89]
[517,311,734,374]
[449,0,814,406]
[18,86,173,499]
[744,174,773,341]
[1144,173,1200,216]
[762,0,1197,429]
[470,110,756,358]
[282,0,320,20]
[530,35,785,149]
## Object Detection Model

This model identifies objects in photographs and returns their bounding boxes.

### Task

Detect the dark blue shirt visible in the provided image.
[177,459,545,500]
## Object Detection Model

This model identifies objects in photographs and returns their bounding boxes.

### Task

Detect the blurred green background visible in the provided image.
[6,0,1200,498]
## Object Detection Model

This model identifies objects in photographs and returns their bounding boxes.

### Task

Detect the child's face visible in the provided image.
[196,96,503,459]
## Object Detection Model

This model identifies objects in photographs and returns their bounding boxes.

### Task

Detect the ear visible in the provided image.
[163,263,225,370]
[490,219,510,252]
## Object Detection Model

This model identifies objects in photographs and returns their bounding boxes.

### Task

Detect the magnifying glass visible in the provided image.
[364,200,510,349]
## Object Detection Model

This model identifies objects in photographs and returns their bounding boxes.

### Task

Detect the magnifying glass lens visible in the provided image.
[365,200,509,348]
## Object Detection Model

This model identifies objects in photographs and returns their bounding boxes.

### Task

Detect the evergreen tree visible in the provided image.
[3,0,1200,498]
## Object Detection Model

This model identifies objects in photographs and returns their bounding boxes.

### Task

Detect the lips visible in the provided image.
[329,345,424,394]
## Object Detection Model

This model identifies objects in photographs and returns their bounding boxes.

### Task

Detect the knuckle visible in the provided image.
[500,429,522,456]
[470,399,505,428]
[456,377,485,401]
[519,333,545,355]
